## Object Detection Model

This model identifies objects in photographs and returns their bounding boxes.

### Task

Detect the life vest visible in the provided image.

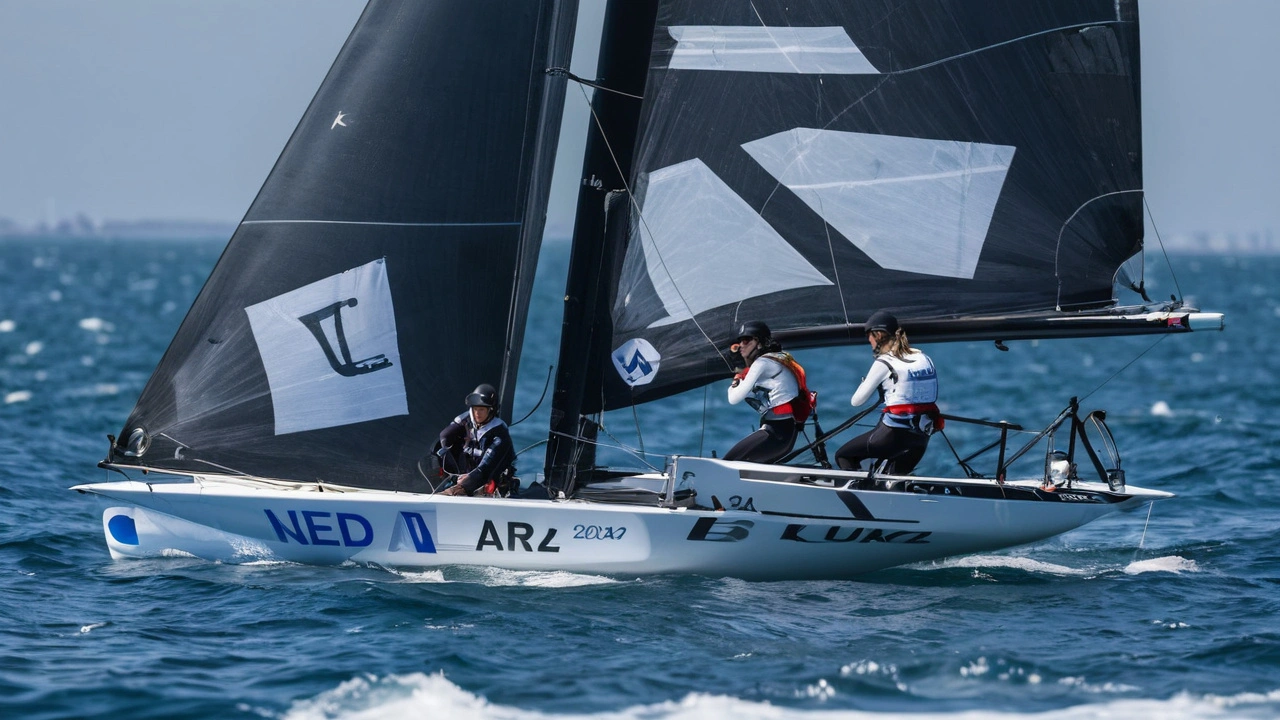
[876,352,937,406]
[762,351,816,424]
[875,352,941,432]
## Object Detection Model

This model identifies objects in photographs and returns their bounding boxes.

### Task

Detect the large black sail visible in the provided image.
[109,0,577,489]
[595,0,1158,410]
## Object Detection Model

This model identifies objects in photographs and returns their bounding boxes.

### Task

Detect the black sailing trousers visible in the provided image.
[723,418,797,464]
[834,421,930,475]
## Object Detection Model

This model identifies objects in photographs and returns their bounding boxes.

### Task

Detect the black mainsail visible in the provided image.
[109,0,577,490]
[547,0,1215,484]
[569,0,1167,410]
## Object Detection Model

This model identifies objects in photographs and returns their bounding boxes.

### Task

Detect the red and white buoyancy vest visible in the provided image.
[729,355,799,420]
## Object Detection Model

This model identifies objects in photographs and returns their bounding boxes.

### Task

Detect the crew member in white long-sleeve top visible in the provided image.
[724,320,802,464]
[835,311,941,476]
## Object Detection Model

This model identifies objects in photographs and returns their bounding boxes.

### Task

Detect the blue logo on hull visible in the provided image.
[262,508,438,554]
[391,511,438,553]
[107,514,139,545]
[264,509,374,547]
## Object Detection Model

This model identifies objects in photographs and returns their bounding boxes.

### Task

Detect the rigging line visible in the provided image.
[575,84,731,370]
[699,381,710,458]
[631,401,645,459]
[547,429,662,473]
[1137,500,1154,551]
[1143,196,1184,300]
[546,67,644,100]
[816,194,851,328]
[749,2,804,75]
[189,458,253,478]
[598,420,661,472]
[790,18,1120,206]
[763,76,892,214]
[1079,334,1169,404]
[887,20,1126,76]
[510,365,554,427]
[1054,189,1146,310]
[516,438,549,457]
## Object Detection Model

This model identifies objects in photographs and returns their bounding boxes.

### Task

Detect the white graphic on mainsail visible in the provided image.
[632,158,832,328]
[743,128,1015,279]
[668,26,880,74]
[612,338,661,386]
[245,258,407,435]
[331,111,347,129]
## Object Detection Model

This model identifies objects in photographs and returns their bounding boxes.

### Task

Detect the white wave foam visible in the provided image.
[477,567,620,588]
[62,383,120,398]
[229,537,275,561]
[283,673,1280,720]
[913,555,1092,576]
[0,319,14,332]
[1150,400,1174,417]
[389,569,448,584]
[24,341,43,355]
[79,317,115,333]
[794,678,835,700]
[283,673,493,720]
[79,623,107,634]
[159,548,199,559]
[1124,556,1199,575]
[4,390,32,404]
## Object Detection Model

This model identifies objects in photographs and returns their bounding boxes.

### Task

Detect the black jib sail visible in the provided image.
[108,0,577,490]
[566,0,1180,419]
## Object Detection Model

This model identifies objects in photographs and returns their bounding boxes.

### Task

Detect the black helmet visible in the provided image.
[465,383,499,408]
[736,320,771,342]
[864,310,899,336]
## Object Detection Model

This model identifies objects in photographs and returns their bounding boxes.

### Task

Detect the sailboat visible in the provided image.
[75,0,1223,580]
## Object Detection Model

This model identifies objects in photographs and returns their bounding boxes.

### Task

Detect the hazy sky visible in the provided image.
[0,0,1275,237]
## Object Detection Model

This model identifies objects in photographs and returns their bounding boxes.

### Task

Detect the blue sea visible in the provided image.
[2,236,1278,719]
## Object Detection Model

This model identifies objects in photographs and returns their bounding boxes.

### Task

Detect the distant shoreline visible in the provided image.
[1,220,1275,254]
[0,217,236,241]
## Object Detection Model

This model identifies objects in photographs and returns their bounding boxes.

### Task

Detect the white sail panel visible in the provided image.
[743,128,1015,279]
[632,158,832,328]
[245,258,407,435]
[668,26,880,74]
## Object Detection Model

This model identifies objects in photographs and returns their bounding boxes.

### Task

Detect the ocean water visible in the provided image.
[1,237,1278,719]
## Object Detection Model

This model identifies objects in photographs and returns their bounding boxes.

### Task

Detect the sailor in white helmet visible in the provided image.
[835,311,941,476]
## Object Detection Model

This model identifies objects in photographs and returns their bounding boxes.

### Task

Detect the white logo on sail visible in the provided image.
[331,111,347,129]
[743,128,1015,279]
[668,26,880,75]
[629,158,832,328]
[612,338,661,386]
[245,258,407,435]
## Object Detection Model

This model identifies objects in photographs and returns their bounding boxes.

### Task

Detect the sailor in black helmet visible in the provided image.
[724,320,809,464]
[438,383,516,496]
[835,311,941,477]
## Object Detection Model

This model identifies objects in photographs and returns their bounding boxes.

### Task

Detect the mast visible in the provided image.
[545,0,658,493]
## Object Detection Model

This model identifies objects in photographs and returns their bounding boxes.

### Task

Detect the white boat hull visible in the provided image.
[74,457,1171,580]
